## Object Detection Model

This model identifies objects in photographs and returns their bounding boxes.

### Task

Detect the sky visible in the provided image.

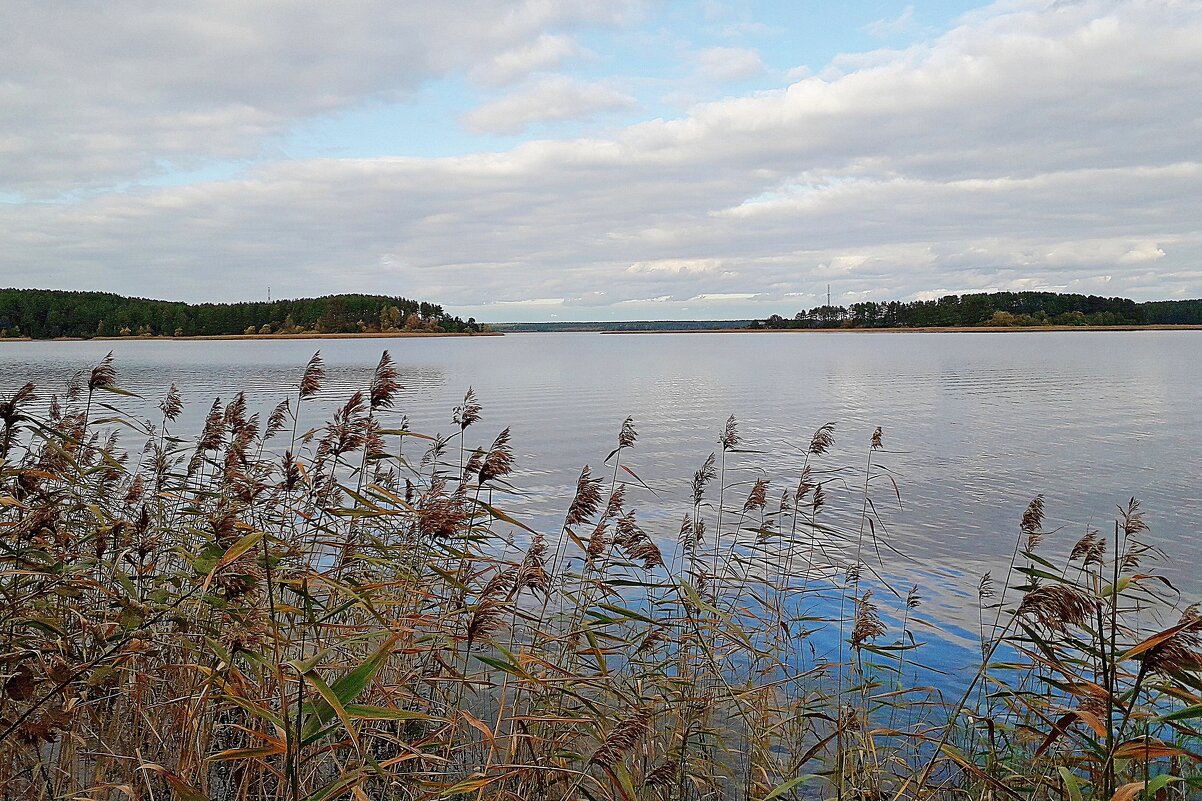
[2,1,1200,322]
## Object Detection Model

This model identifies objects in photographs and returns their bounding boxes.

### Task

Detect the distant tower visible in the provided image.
[268,286,271,303]
[827,284,831,307]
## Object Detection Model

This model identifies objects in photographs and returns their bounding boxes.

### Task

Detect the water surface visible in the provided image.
[3,331,1199,634]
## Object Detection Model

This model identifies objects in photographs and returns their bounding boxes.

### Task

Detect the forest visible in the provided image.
[0,288,482,338]
[757,291,1202,329]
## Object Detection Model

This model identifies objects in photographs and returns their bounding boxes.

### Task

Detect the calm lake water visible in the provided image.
[2,331,1200,640]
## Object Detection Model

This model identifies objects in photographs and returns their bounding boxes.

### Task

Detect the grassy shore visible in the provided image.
[1,353,1199,800]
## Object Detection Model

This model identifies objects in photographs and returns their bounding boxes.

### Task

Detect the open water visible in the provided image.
[2,330,1200,648]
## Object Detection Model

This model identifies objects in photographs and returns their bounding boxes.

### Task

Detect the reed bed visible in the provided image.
[1,352,1199,801]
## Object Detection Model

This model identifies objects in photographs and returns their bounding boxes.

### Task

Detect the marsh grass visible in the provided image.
[1,352,1199,800]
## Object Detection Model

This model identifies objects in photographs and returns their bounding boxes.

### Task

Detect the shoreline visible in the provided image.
[599,324,1202,334]
[0,331,503,343]
[3,325,1200,342]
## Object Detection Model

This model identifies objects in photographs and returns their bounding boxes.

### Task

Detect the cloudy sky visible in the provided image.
[2,1,1200,321]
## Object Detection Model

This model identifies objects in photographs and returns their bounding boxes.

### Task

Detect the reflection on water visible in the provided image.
[2,331,1199,633]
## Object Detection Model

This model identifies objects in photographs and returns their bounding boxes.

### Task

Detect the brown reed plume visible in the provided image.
[566,465,604,526]
[453,387,482,430]
[692,452,716,505]
[808,422,835,455]
[1018,583,1096,631]
[369,350,400,410]
[720,414,739,451]
[618,416,637,449]
[299,350,325,398]
[1021,492,1047,550]
[851,589,887,647]
[87,351,117,393]
[478,427,514,484]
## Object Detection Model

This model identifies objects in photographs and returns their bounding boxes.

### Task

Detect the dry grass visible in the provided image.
[1,352,1199,801]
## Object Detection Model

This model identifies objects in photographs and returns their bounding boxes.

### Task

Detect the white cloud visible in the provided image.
[690,292,760,301]
[693,47,766,82]
[1119,242,1167,264]
[0,1,641,195]
[463,77,639,134]
[487,297,567,307]
[863,6,919,39]
[627,258,725,275]
[470,34,587,87]
[616,295,675,305]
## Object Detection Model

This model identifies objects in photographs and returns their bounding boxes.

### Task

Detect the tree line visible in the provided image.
[755,291,1202,329]
[0,289,483,338]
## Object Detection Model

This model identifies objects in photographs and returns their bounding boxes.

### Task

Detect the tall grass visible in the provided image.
[1,352,1199,800]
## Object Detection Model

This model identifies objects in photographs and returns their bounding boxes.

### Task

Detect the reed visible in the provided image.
[1,353,1199,801]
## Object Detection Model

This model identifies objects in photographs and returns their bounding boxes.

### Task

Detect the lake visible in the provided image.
[2,331,1200,638]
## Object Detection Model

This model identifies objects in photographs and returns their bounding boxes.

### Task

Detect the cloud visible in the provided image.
[0,1,640,196]
[627,258,725,275]
[693,47,766,82]
[463,77,639,134]
[469,34,588,87]
[487,297,567,307]
[863,6,920,39]
[1118,242,1167,264]
[2,0,1201,320]
[689,292,760,302]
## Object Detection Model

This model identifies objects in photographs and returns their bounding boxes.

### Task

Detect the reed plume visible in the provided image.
[299,350,325,398]
[618,416,637,449]
[1021,493,1047,550]
[721,414,740,451]
[692,452,717,505]
[158,383,183,421]
[453,387,482,430]
[478,427,514,484]
[566,465,604,526]
[808,422,835,455]
[87,351,117,393]
[1018,583,1095,631]
[852,589,886,647]
[369,350,400,410]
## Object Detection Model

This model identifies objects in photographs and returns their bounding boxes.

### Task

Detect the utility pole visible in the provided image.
[268,286,271,303]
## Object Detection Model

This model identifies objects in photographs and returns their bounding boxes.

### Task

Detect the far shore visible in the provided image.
[600,324,1202,334]
[0,331,503,343]
[3,324,1201,343]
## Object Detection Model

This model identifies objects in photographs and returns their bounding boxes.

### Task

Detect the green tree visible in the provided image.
[379,305,402,331]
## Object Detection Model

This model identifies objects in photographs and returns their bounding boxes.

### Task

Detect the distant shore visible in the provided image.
[4,325,1202,343]
[0,331,503,343]
[601,324,1202,334]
